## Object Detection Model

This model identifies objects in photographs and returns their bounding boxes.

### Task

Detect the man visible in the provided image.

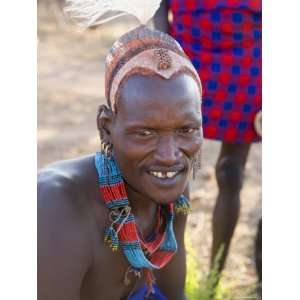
[154,0,262,277]
[38,26,203,300]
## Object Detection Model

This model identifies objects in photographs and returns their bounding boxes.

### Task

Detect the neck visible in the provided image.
[125,182,159,237]
[125,181,157,215]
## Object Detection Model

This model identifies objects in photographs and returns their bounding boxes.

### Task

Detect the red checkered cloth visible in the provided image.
[169,0,262,143]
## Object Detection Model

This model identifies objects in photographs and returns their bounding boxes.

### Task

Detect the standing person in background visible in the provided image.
[154,0,262,280]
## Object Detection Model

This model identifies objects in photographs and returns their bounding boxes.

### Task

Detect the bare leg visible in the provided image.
[211,142,251,272]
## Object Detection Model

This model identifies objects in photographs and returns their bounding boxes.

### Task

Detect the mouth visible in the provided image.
[145,168,186,191]
[148,170,180,179]
[146,164,187,186]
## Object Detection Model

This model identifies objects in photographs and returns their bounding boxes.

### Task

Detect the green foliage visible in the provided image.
[185,240,234,300]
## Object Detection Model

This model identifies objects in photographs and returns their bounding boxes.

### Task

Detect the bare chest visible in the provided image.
[80,241,145,300]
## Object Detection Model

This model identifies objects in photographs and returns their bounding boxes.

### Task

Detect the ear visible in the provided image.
[96,105,114,144]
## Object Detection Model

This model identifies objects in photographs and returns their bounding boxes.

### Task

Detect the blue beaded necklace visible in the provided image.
[95,152,190,292]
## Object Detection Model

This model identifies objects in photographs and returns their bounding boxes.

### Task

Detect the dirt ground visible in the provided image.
[38,3,262,297]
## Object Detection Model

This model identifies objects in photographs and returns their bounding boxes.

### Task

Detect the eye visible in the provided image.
[136,129,153,137]
[185,128,195,134]
[178,128,198,135]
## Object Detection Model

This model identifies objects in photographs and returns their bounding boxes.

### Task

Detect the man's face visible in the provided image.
[109,73,202,204]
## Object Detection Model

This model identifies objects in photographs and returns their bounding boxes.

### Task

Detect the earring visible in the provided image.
[101,140,113,157]
[101,140,105,154]
[106,142,113,157]
[192,150,202,180]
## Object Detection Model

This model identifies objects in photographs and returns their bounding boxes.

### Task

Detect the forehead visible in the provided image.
[116,73,201,124]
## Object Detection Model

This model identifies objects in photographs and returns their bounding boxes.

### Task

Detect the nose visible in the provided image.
[154,134,181,166]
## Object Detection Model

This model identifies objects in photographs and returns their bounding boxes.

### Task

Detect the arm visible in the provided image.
[38,174,91,300]
[153,0,169,33]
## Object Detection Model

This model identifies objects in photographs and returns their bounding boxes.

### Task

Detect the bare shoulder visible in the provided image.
[38,154,97,213]
[37,154,108,237]
[38,154,96,193]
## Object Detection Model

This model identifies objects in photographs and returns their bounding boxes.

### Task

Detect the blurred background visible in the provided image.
[38,1,261,298]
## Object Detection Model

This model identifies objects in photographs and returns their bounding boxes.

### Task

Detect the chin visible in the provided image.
[147,175,188,203]
[125,171,189,204]
[144,185,186,205]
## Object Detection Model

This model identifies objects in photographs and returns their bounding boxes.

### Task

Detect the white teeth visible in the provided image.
[166,172,175,178]
[150,171,178,179]
[155,172,164,178]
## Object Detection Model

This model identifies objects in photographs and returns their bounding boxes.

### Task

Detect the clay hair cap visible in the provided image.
[109,48,202,112]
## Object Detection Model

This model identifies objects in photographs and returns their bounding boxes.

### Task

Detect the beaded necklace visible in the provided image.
[95,152,190,293]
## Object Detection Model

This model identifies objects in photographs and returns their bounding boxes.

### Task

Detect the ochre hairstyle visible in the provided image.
[105,25,201,109]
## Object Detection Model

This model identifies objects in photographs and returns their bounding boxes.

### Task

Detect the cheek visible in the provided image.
[179,135,203,158]
[111,133,156,162]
